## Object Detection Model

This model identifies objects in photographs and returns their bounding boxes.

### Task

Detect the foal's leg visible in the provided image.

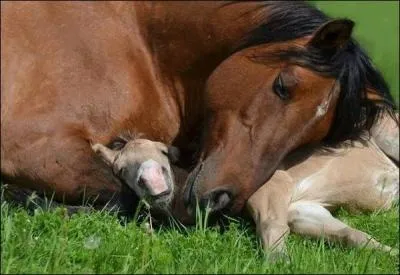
[246,171,293,262]
[287,201,396,254]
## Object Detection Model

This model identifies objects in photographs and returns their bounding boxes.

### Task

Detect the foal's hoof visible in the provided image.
[265,250,290,264]
[389,248,399,257]
[142,221,154,235]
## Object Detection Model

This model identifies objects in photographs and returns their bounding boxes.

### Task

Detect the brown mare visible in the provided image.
[1,1,396,218]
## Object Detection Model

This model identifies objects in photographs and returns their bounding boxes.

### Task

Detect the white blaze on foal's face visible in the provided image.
[91,138,180,208]
[138,159,169,196]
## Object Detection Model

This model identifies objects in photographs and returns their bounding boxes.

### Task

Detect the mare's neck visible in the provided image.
[136,2,264,73]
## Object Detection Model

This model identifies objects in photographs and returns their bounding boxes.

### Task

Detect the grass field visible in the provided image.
[1,201,399,274]
[1,1,399,274]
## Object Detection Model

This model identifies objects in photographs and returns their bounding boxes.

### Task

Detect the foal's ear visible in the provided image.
[365,87,396,109]
[167,146,180,164]
[366,87,384,102]
[91,143,119,166]
[308,19,354,51]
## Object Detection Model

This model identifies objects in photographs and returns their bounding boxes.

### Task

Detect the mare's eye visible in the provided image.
[273,74,290,100]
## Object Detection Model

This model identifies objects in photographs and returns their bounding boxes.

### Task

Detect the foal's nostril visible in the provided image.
[138,176,145,188]
[203,189,232,213]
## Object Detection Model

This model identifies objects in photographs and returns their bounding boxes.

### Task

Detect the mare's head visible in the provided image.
[92,136,180,210]
[184,2,396,216]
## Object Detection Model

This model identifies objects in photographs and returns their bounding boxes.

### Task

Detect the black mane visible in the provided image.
[234,1,397,145]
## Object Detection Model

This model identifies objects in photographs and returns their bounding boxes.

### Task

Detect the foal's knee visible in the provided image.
[368,170,400,211]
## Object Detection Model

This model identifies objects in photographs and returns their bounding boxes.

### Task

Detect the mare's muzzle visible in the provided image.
[183,162,232,215]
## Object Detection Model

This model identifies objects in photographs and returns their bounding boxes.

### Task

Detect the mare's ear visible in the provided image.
[308,19,354,51]
[91,143,119,166]
[167,146,180,164]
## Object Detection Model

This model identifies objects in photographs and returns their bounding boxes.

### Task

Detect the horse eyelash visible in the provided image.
[273,73,291,101]
[108,137,128,150]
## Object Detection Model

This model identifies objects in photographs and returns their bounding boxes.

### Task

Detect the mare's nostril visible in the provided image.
[205,189,232,212]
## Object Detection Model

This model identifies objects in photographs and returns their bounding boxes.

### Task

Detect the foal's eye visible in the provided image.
[273,74,290,100]
[108,137,127,150]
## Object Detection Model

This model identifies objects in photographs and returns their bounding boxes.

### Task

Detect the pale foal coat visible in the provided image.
[247,113,399,259]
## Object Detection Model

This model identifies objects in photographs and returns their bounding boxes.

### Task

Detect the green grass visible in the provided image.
[1,200,399,274]
[1,2,399,274]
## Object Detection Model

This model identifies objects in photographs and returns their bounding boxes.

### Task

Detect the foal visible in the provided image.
[91,135,180,211]
[247,113,399,260]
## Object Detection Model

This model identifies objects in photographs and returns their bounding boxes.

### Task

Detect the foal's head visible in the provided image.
[92,136,180,210]
[184,6,395,217]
